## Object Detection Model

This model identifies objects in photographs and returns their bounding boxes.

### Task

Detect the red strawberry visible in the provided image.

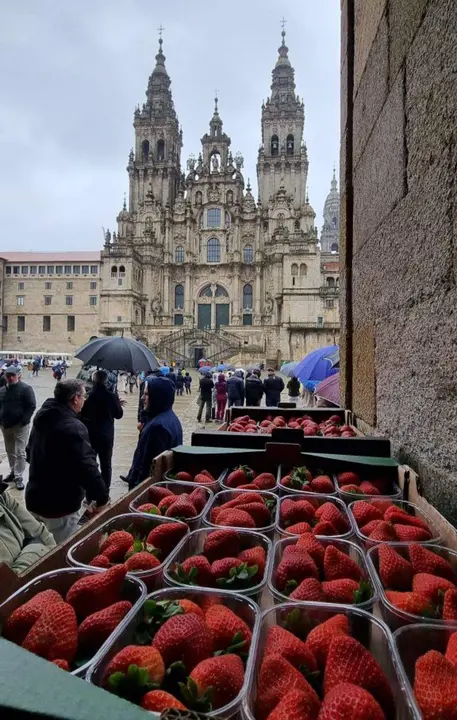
[285,521,312,535]
[378,544,413,590]
[253,472,276,490]
[351,501,383,526]
[193,473,217,487]
[124,551,161,572]
[77,600,132,651]
[219,492,267,509]
[359,519,384,535]
[370,498,394,514]
[238,546,266,577]
[173,555,214,586]
[318,682,385,719]
[290,577,326,602]
[409,544,455,580]
[165,494,198,519]
[205,604,252,652]
[146,521,188,555]
[315,503,349,534]
[211,557,243,581]
[275,552,318,592]
[3,589,64,644]
[322,579,359,603]
[306,614,350,669]
[281,499,316,526]
[385,590,434,616]
[310,475,334,493]
[158,495,178,513]
[255,654,318,720]
[203,529,241,561]
[367,521,398,542]
[265,687,321,720]
[99,531,134,562]
[394,524,432,541]
[175,471,194,482]
[136,503,160,514]
[263,625,317,671]
[240,502,272,527]
[22,602,78,662]
[215,508,256,529]
[358,481,381,496]
[188,654,244,709]
[66,565,127,618]
[445,632,457,667]
[104,644,165,686]
[337,471,360,486]
[148,486,175,503]
[176,599,204,617]
[340,484,362,494]
[323,545,362,582]
[226,466,254,488]
[324,635,394,715]
[51,658,70,671]
[200,470,216,480]
[141,690,186,712]
[412,573,455,603]
[236,483,258,490]
[153,613,213,671]
[443,589,457,621]
[189,487,208,513]
[414,650,457,720]
[384,505,429,530]
[313,520,338,536]
[296,535,326,566]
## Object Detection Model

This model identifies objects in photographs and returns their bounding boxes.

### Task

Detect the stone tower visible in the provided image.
[320,169,340,252]
[257,29,309,209]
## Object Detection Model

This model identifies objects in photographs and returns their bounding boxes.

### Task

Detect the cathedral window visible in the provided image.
[175,246,185,263]
[207,208,221,228]
[291,263,298,276]
[300,263,307,277]
[174,314,183,326]
[111,266,118,277]
[243,314,253,326]
[141,140,149,162]
[331,243,339,253]
[243,245,253,264]
[199,285,213,298]
[326,276,335,287]
[271,135,279,156]
[174,284,184,309]
[157,139,165,161]
[215,284,228,297]
[207,238,221,263]
[286,134,294,155]
[119,265,126,277]
[243,284,253,309]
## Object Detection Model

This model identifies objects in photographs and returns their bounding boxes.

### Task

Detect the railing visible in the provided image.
[286,321,340,330]
[319,286,340,297]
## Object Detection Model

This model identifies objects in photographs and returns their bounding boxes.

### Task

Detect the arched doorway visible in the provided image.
[197,283,230,330]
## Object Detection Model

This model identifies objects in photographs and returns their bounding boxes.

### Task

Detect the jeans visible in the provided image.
[185,385,191,394]
[91,437,113,490]
[2,424,30,480]
[216,397,227,420]
[197,397,212,422]
[228,398,243,408]
[31,511,80,545]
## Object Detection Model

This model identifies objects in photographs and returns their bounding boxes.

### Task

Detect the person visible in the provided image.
[128,373,138,394]
[53,364,63,382]
[263,367,285,406]
[138,370,155,426]
[27,361,34,379]
[32,358,40,377]
[175,371,184,396]
[227,370,245,408]
[126,376,183,489]
[81,370,124,492]
[287,375,301,404]
[245,369,264,406]
[184,372,192,394]
[167,368,177,387]
[215,373,228,421]
[197,372,214,424]
[0,366,36,490]
[25,379,109,544]
[0,480,56,574]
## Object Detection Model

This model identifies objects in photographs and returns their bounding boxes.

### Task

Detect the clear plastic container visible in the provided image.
[0,566,146,678]
[243,602,415,720]
[203,489,278,539]
[268,536,378,612]
[86,586,261,719]
[129,480,213,531]
[336,476,402,504]
[221,469,279,494]
[367,542,457,630]
[277,493,355,540]
[163,468,226,492]
[67,513,189,591]
[348,499,442,547]
[277,464,337,497]
[163,527,272,602]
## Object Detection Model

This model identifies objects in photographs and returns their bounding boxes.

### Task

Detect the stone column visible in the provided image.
[232,266,241,325]
[254,267,261,321]
[163,271,170,316]
[184,267,191,325]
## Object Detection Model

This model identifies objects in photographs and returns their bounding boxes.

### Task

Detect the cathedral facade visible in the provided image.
[99,31,340,367]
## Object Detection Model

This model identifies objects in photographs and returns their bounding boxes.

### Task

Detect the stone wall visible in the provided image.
[341,0,457,522]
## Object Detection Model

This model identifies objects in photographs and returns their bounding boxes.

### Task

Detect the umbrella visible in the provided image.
[315,372,340,406]
[159,366,170,375]
[280,361,299,377]
[294,345,339,386]
[75,336,159,374]
[198,366,212,374]
[217,363,227,371]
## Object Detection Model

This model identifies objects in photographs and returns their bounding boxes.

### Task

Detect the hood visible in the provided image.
[218,373,225,382]
[33,398,74,431]
[145,376,175,418]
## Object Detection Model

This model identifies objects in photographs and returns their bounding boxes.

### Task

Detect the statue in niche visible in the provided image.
[264,292,274,315]
[277,213,285,228]
[195,191,202,207]
[151,293,163,324]
[211,154,220,172]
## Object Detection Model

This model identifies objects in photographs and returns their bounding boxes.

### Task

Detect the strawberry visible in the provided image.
[358,481,381,496]
[200,470,216,480]
[306,614,350,669]
[22,602,78,663]
[187,654,244,709]
[194,473,217,487]
[215,508,256,529]
[256,654,318,720]
[290,577,326,602]
[310,475,334,493]
[51,658,70,671]
[77,600,132,651]
[409,544,455,580]
[238,546,266,577]
[172,555,214,586]
[148,486,174,503]
[241,502,272,527]
[378,544,413,590]
[158,495,177,513]
[205,604,252,653]
[281,499,316,527]
[263,625,317,672]
[175,471,194,482]
[384,505,429,530]
[445,632,457,667]
[146,521,188,555]
[253,472,276,490]
[323,545,362,582]
[340,484,362,494]
[313,520,338,536]
[443,589,457,621]
[265,687,321,720]
[318,682,385,719]
[99,531,134,562]
[176,599,204,617]
[394,524,432,541]
[211,558,259,588]
[141,690,186,712]
[275,552,318,592]
[236,483,258,490]
[359,519,384,535]
[189,487,208,513]
[136,503,160,515]
[203,529,241,561]
[219,492,267,509]
[3,589,64,644]
[412,573,455,603]
[153,613,213,671]
[324,635,394,715]
[105,645,165,698]
[165,494,198,519]
[370,498,394,514]
[337,471,360,486]
[66,565,127,618]
[322,579,359,603]
[414,650,457,720]
[351,501,383,526]
[284,521,312,535]
[211,557,242,580]
[296,534,326,566]
[315,503,349,534]
[124,551,161,572]
[226,466,254,488]
[367,521,397,542]
[385,590,434,616]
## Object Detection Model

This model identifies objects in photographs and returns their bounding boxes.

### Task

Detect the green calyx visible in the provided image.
[353,580,373,604]
[107,664,158,702]
[124,539,161,561]
[170,563,199,586]
[283,579,298,595]
[215,562,258,588]
[214,631,248,660]
[134,600,184,644]
[178,677,213,713]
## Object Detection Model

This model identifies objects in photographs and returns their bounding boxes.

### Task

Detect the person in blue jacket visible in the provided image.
[126,376,183,489]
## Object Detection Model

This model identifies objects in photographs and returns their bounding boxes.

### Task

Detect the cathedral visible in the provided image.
[99,30,340,367]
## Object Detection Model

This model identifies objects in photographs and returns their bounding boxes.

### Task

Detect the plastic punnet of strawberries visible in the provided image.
[228,415,259,433]
[409,631,457,718]
[224,465,277,491]
[280,466,335,494]
[165,469,218,490]
[135,484,210,523]
[209,490,277,530]
[373,543,457,621]
[350,499,436,543]
[229,413,357,438]
[2,566,135,672]
[88,521,188,572]
[252,610,396,719]
[273,537,373,606]
[168,529,267,591]
[279,497,351,537]
[336,470,398,497]
[101,594,253,714]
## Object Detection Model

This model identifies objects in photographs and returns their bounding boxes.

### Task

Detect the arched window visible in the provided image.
[331,242,339,252]
[207,238,220,263]
[243,283,253,309]
[207,208,221,228]
[326,276,335,287]
[141,140,149,162]
[291,263,299,276]
[175,246,184,263]
[157,139,165,161]
[174,284,184,309]
[215,284,228,297]
[243,245,253,264]
[300,263,307,277]
[119,265,125,277]
[286,134,294,155]
[111,266,118,277]
[271,135,279,156]
[199,285,213,297]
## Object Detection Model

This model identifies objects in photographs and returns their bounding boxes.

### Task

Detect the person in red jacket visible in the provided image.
[215,373,228,421]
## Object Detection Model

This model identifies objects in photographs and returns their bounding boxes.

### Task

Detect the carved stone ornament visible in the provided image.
[207,185,220,202]
[151,293,163,316]
[264,291,274,314]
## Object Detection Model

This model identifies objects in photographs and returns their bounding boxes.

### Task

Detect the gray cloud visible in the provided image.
[0,0,339,251]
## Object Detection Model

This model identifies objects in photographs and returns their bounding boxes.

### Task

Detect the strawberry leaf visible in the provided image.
[284,579,298,595]
[107,665,158,702]
[353,580,373,604]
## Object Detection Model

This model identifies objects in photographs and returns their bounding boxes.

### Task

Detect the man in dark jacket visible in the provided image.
[197,373,214,423]
[227,371,245,408]
[0,366,36,490]
[81,370,123,491]
[263,367,285,406]
[25,379,109,544]
[126,376,183,489]
[245,369,264,406]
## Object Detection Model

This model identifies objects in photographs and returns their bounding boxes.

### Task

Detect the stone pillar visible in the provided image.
[184,267,191,325]
[254,267,261,321]
[163,271,169,316]
[232,266,240,324]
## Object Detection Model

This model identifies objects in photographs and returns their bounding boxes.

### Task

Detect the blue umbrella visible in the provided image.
[159,365,170,375]
[295,345,339,386]
[280,361,299,377]
[198,366,212,374]
[217,363,227,371]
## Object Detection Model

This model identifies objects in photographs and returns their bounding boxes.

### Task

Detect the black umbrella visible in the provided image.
[75,336,159,373]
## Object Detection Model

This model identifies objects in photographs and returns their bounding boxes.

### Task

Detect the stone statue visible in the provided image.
[211,154,220,172]
[105,228,111,244]
[151,293,163,321]
[265,292,274,314]
[187,155,196,172]
[234,151,244,170]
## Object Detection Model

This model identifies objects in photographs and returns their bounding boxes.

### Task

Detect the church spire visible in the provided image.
[145,31,177,120]
[270,21,296,104]
[209,93,223,136]
[331,166,338,191]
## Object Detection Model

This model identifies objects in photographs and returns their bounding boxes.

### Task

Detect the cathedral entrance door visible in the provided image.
[198,304,211,330]
[194,348,204,367]
[216,304,229,329]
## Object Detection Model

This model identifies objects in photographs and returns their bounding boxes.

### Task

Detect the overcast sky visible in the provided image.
[0,1,340,252]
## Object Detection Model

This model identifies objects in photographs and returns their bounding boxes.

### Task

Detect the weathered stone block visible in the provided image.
[389,0,428,85]
[352,323,376,426]
[354,0,387,91]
